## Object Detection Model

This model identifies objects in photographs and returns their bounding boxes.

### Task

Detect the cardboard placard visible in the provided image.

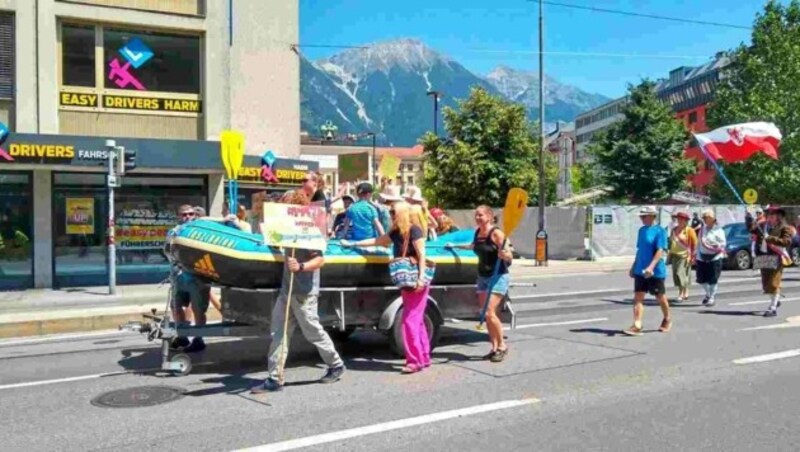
[378,154,402,180]
[261,203,327,251]
[338,152,369,183]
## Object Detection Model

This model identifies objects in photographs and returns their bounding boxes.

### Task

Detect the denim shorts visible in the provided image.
[476,274,510,296]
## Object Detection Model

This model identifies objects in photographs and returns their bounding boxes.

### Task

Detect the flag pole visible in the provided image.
[694,134,747,206]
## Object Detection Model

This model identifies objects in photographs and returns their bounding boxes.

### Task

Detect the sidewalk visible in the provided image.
[0,258,632,339]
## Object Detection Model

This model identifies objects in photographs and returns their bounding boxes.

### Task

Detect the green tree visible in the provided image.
[421,87,556,208]
[707,0,800,204]
[590,81,694,202]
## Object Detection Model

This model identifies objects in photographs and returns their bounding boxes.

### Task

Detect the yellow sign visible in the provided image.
[60,92,99,108]
[103,94,202,113]
[743,188,758,204]
[378,154,402,180]
[261,203,328,251]
[8,143,75,159]
[65,198,95,235]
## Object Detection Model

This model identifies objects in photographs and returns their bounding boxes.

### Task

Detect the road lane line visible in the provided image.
[729,296,800,307]
[733,349,800,365]
[234,398,540,452]
[0,330,125,347]
[0,371,127,390]
[740,316,800,331]
[512,289,622,300]
[506,317,608,330]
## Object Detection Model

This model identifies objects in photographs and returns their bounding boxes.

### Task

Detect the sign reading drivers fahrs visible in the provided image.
[59,91,202,113]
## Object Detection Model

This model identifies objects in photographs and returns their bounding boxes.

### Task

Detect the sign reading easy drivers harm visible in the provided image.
[261,203,327,251]
[236,158,315,186]
[59,91,202,113]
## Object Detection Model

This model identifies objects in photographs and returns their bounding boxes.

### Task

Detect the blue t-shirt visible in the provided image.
[346,200,379,240]
[633,225,668,279]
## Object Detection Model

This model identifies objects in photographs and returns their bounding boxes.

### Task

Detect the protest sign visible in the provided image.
[378,154,402,180]
[338,152,369,182]
[261,203,327,251]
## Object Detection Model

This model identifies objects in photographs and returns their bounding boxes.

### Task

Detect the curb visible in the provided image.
[0,306,223,339]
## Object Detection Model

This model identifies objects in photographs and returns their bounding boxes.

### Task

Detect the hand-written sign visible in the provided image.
[378,154,402,180]
[261,203,327,251]
[338,153,369,183]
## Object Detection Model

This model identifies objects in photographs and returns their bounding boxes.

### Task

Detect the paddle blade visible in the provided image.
[228,131,245,179]
[220,130,233,179]
[503,188,529,235]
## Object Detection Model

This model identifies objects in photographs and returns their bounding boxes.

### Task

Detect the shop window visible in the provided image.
[104,28,200,94]
[688,111,698,125]
[0,172,33,290]
[62,24,96,87]
[0,13,13,99]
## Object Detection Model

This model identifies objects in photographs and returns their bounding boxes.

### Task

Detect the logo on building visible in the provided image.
[108,37,153,91]
[193,254,220,280]
[0,121,10,161]
[261,150,279,183]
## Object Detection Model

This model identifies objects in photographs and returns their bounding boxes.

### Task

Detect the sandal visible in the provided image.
[482,350,497,360]
[659,319,673,333]
[490,347,508,363]
[622,325,644,336]
[401,365,421,374]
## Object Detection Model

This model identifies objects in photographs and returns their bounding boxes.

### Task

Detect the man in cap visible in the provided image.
[751,205,794,317]
[342,182,384,240]
[624,206,671,336]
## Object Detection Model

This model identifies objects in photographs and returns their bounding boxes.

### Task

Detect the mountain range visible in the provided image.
[300,38,610,146]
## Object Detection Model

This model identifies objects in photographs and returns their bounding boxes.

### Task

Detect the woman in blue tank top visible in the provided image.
[448,205,513,362]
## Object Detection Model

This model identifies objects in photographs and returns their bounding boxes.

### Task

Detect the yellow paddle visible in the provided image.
[220,130,245,213]
[477,188,529,331]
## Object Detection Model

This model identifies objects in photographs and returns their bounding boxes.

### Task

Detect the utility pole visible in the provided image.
[105,140,119,295]
[536,0,548,266]
[426,91,440,136]
[369,132,376,185]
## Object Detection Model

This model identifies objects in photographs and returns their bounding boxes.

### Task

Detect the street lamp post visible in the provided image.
[536,0,548,266]
[426,90,441,136]
[368,132,376,184]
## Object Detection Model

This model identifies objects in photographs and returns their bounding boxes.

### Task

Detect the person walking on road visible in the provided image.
[447,206,513,361]
[749,205,794,317]
[669,211,697,303]
[623,206,671,336]
[251,191,345,393]
[342,202,432,373]
[696,209,727,307]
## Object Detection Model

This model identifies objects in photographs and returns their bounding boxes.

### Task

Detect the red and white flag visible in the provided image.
[694,122,782,163]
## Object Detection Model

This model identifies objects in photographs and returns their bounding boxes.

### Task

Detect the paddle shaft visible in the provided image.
[277,248,297,383]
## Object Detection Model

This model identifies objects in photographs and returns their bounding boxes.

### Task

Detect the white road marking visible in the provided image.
[234,398,540,452]
[733,349,800,365]
[0,330,125,347]
[0,371,128,391]
[512,288,622,300]
[507,317,608,330]
[729,296,800,307]
[741,316,800,331]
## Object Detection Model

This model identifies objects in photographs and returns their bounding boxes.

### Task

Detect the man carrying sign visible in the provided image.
[252,191,345,393]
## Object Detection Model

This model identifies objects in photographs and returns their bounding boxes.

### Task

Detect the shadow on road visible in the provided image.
[697,310,762,316]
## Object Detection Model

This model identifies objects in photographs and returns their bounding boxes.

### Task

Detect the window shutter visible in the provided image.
[0,13,14,99]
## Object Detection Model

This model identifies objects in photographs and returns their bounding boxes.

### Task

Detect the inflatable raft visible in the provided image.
[166,220,479,289]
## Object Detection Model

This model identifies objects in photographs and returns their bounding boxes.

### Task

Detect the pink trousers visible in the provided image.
[401,285,431,369]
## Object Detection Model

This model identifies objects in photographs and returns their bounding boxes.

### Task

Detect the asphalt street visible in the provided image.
[2,267,800,451]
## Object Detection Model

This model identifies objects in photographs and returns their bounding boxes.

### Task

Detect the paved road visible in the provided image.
[2,268,800,451]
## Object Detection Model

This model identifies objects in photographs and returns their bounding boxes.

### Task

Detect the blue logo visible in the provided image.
[262,150,277,167]
[0,122,8,144]
[119,38,154,69]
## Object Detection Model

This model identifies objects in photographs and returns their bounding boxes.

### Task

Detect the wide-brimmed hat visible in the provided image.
[672,211,690,221]
[379,185,403,202]
[766,205,786,216]
[403,186,425,203]
[701,209,715,219]
[638,206,657,217]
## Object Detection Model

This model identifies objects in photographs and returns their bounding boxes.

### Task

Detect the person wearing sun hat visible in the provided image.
[403,185,438,239]
[623,206,671,337]
[750,205,794,317]
[668,211,697,303]
[695,209,727,307]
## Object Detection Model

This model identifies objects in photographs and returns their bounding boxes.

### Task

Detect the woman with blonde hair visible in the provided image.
[342,201,432,373]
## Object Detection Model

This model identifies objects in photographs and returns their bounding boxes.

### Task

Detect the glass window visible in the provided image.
[62,24,96,87]
[104,28,200,93]
[689,112,698,125]
[0,172,33,290]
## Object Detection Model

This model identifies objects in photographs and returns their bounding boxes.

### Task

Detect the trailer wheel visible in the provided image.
[328,326,357,342]
[170,353,192,376]
[388,306,441,358]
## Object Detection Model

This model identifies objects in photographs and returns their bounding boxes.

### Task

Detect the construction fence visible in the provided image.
[446,204,778,260]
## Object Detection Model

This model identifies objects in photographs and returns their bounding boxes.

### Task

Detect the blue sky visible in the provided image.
[300,0,780,98]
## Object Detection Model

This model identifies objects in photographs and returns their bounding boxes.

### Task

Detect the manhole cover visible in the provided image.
[91,386,184,408]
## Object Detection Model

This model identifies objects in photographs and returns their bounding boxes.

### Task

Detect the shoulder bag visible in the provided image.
[388,232,436,289]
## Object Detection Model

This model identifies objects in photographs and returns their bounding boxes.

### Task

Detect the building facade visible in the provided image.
[574,55,730,194]
[0,0,301,290]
